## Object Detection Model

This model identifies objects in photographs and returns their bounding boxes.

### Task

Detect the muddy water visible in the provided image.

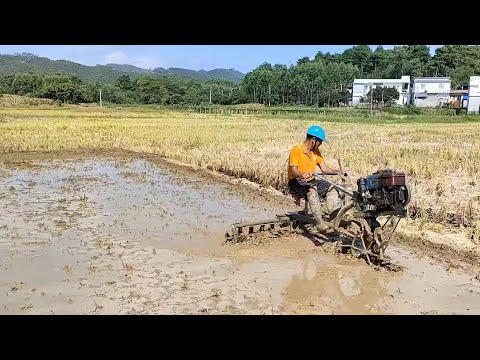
[0,158,290,252]
[0,155,479,315]
[282,245,480,314]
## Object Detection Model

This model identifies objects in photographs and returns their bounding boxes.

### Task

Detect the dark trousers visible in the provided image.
[288,177,331,200]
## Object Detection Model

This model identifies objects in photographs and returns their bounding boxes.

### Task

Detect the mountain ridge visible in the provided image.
[0,53,246,84]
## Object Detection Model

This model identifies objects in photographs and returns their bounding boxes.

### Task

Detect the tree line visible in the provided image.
[1,45,479,106]
[242,45,480,107]
[0,72,247,105]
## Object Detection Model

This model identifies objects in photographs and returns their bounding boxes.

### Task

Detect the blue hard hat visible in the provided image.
[306,125,327,142]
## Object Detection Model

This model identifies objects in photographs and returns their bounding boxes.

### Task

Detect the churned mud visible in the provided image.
[0,152,479,315]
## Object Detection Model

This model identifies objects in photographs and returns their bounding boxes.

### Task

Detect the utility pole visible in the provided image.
[268,84,271,106]
[370,83,373,116]
[99,89,102,107]
[209,89,212,104]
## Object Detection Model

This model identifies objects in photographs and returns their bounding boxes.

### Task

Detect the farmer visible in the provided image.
[287,125,341,207]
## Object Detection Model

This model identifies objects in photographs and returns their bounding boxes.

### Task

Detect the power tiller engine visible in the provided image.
[355,170,411,217]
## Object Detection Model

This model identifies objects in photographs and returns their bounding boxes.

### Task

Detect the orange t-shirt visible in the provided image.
[288,143,324,180]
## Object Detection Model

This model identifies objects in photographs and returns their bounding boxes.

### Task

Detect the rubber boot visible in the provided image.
[307,190,329,232]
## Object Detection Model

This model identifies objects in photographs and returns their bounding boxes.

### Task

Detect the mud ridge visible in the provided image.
[395,232,480,269]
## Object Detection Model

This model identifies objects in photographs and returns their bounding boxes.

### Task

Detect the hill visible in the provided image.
[0,53,245,84]
[107,64,245,83]
[104,63,152,74]
[149,67,245,83]
[0,53,125,84]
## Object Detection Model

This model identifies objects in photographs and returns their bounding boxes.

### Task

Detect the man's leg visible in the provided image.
[291,193,302,206]
[290,179,328,231]
[312,178,331,198]
[306,186,329,231]
[289,179,307,206]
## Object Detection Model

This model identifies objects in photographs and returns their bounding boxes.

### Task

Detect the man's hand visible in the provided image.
[332,166,349,176]
[340,168,350,176]
[320,162,343,176]
[302,172,312,179]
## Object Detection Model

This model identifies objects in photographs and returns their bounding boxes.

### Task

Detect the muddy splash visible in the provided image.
[0,154,479,314]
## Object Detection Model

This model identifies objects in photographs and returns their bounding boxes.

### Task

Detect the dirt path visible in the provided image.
[0,151,479,314]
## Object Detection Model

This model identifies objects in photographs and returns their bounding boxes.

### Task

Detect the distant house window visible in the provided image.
[403,83,408,91]
[353,84,364,93]
[439,83,444,89]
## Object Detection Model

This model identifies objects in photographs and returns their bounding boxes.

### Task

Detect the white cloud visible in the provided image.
[187,55,219,70]
[132,55,164,70]
[104,50,129,64]
[103,51,164,70]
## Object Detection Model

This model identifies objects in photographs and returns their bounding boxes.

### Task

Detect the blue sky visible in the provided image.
[0,45,442,73]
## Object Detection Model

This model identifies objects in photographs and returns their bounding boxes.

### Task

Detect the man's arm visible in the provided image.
[290,165,312,179]
[318,161,340,175]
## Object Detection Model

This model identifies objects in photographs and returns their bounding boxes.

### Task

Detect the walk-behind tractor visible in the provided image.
[225,169,411,266]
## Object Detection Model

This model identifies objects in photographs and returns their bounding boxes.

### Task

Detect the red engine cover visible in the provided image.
[376,170,406,187]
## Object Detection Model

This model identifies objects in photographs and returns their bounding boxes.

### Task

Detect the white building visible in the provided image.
[467,76,480,114]
[411,77,451,107]
[352,76,411,106]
